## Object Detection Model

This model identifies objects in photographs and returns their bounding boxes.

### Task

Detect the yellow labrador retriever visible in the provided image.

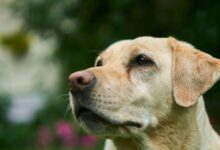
[69,37,220,150]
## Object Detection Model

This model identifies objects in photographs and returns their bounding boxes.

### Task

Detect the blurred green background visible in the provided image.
[0,0,220,149]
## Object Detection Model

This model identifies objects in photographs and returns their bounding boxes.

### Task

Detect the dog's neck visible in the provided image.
[111,103,200,150]
[146,104,200,150]
[196,97,220,149]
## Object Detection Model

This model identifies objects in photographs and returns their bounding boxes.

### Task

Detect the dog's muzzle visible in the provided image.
[68,70,142,130]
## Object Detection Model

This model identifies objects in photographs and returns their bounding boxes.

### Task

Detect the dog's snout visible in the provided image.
[69,71,96,92]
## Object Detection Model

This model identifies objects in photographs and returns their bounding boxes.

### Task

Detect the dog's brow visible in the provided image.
[129,49,140,57]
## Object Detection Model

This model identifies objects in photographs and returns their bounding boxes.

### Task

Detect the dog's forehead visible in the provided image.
[101,37,171,61]
[101,40,132,59]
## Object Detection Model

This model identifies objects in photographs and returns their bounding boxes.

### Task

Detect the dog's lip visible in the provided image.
[75,105,142,128]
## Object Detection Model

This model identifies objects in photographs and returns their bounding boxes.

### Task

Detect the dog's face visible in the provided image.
[69,36,220,138]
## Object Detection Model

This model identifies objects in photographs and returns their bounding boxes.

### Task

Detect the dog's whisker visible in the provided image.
[63,104,72,120]
[55,93,69,101]
[56,93,69,98]
[88,49,101,55]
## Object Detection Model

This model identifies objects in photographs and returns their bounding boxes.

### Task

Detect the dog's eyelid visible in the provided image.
[95,57,103,67]
[130,54,155,67]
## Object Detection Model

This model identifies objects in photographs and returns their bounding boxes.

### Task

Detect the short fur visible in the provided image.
[69,36,220,150]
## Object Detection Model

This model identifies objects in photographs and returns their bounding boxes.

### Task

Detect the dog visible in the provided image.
[69,36,220,150]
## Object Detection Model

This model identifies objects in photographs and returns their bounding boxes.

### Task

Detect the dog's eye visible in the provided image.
[96,60,103,67]
[132,54,154,66]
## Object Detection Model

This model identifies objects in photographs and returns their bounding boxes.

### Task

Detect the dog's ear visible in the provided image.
[168,37,220,107]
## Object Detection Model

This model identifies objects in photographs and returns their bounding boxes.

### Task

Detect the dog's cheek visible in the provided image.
[150,116,158,128]
[130,68,157,83]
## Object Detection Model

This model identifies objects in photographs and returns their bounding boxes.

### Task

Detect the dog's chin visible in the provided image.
[75,107,143,136]
[77,108,112,133]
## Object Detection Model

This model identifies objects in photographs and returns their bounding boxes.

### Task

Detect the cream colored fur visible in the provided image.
[69,36,220,150]
[104,97,220,150]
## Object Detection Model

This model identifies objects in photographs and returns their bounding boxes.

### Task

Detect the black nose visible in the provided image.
[69,71,96,93]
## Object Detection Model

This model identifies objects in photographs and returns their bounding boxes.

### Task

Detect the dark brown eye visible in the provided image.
[96,60,102,67]
[131,54,154,66]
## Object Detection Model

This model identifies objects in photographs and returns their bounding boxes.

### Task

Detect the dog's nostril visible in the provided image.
[77,77,84,85]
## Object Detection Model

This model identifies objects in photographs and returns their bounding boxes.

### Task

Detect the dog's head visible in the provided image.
[69,37,220,137]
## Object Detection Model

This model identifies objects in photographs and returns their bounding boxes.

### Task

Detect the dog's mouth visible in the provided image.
[75,104,142,129]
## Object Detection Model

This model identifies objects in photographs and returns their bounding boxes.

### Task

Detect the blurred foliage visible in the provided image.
[0,95,10,123]
[0,30,29,58]
[12,0,220,79]
[0,0,219,149]
[0,96,103,150]
[14,0,220,112]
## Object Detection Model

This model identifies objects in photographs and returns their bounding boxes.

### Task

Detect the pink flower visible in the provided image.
[36,125,53,147]
[80,135,97,148]
[55,120,78,147]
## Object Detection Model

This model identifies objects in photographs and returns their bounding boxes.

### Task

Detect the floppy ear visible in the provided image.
[168,37,220,107]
